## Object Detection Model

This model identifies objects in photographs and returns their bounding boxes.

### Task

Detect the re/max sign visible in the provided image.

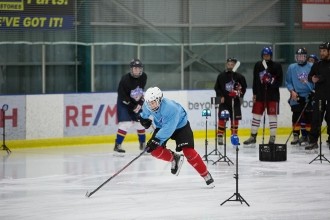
[66,104,117,127]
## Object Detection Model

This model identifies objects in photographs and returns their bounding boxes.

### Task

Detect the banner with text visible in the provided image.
[0,0,75,29]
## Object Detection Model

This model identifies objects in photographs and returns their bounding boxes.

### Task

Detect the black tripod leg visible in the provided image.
[309,100,330,164]
[220,194,235,206]
[309,154,330,164]
[2,145,11,155]
[220,193,250,206]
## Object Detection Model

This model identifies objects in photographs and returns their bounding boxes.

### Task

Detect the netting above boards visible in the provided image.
[1,0,329,43]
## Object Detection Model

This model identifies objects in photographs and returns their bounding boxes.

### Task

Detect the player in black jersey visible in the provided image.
[305,42,330,150]
[113,58,148,154]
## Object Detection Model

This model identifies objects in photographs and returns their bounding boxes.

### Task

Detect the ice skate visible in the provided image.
[305,142,318,151]
[203,172,215,188]
[139,142,146,151]
[268,136,276,145]
[243,134,257,148]
[298,136,308,146]
[113,143,125,156]
[290,134,299,145]
[218,135,224,145]
[305,142,319,150]
[171,152,184,176]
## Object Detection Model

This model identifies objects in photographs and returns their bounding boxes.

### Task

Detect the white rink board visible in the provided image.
[26,94,63,139]
[1,89,293,140]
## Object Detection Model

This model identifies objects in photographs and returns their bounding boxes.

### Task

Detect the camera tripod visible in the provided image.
[1,104,11,155]
[202,113,216,163]
[309,100,329,164]
[203,98,224,162]
[213,116,234,166]
[221,136,249,206]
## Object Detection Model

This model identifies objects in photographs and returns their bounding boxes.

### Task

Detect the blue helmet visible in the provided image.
[261,47,273,58]
[307,54,319,63]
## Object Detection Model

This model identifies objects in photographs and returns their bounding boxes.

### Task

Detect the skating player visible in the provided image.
[139,87,214,186]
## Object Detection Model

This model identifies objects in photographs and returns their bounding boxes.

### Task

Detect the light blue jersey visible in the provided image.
[140,97,188,145]
[285,63,314,105]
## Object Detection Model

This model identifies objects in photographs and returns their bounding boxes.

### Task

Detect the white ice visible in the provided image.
[1,136,330,220]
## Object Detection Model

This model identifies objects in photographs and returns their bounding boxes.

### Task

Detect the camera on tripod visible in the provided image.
[202,108,211,117]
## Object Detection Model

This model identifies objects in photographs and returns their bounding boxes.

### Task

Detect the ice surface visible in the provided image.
[1,136,330,220]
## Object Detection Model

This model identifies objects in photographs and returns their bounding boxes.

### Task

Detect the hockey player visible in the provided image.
[305,42,330,150]
[139,87,214,186]
[113,58,148,154]
[243,47,283,147]
[214,58,247,145]
[285,48,314,146]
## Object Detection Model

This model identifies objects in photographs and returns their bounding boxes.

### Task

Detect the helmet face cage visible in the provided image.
[295,48,307,64]
[261,47,273,58]
[144,87,163,112]
[129,58,143,78]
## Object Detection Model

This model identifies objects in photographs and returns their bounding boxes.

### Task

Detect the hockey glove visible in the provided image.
[139,117,152,129]
[146,137,160,153]
[133,104,142,113]
[307,90,315,103]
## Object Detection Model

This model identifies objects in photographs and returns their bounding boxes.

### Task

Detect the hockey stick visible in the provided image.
[284,101,309,145]
[232,61,241,72]
[85,146,150,198]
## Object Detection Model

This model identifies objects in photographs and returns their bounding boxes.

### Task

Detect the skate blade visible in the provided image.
[113,152,125,157]
[175,155,184,176]
[243,144,256,148]
[207,183,215,188]
[305,149,318,154]
[202,182,215,189]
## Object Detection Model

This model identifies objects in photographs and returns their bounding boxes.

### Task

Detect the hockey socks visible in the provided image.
[150,146,173,161]
[137,129,146,143]
[151,147,184,175]
[182,148,208,177]
[115,129,127,145]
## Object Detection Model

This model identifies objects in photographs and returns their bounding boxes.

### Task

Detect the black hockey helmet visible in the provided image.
[295,48,307,65]
[296,47,307,55]
[319,42,330,50]
[129,58,143,68]
[226,57,237,63]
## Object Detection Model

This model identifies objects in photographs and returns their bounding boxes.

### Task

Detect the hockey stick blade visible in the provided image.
[85,191,91,198]
[232,61,240,72]
[262,59,268,70]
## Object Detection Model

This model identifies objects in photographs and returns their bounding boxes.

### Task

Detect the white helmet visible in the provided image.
[144,87,163,111]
